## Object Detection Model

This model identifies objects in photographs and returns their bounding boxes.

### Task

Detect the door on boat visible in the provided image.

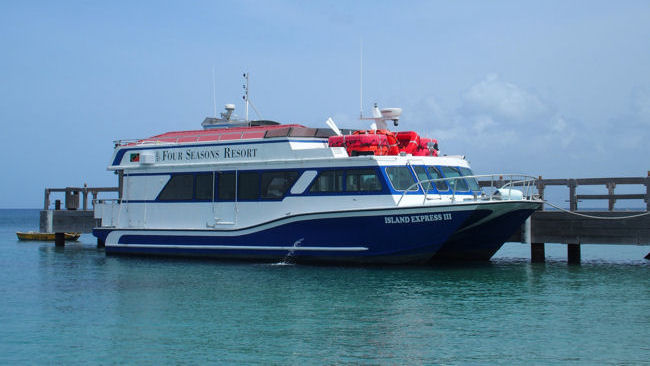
[212,171,237,226]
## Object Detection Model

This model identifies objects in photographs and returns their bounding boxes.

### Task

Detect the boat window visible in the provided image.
[412,166,433,191]
[459,167,481,191]
[385,166,417,191]
[261,171,299,199]
[195,173,214,200]
[158,174,194,200]
[426,166,449,191]
[217,172,236,200]
[439,166,469,192]
[238,172,260,200]
[346,169,382,192]
[310,170,344,193]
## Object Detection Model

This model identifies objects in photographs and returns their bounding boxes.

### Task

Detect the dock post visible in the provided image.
[531,242,545,263]
[97,238,105,248]
[537,176,545,201]
[645,170,650,211]
[55,232,65,247]
[567,244,581,264]
[568,179,577,211]
[607,182,616,211]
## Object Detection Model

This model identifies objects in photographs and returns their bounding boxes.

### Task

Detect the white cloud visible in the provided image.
[408,74,575,149]
[460,73,549,123]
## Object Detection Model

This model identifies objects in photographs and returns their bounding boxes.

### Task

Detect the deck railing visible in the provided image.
[397,174,539,205]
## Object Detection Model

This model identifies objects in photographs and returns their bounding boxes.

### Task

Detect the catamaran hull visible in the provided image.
[431,202,541,261]
[93,201,540,264]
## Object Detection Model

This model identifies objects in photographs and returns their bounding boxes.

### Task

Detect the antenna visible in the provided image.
[359,38,363,119]
[212,67,217,117]
[242,72,250,121]
[241,72,263,121]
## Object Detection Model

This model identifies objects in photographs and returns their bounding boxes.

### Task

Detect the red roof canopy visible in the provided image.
[130,124,306,145]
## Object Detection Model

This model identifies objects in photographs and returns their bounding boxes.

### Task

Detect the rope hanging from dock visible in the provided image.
[543,200,650,220]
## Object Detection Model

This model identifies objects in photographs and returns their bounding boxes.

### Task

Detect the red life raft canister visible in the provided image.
[328,129,437,156]
[328,130,399,156]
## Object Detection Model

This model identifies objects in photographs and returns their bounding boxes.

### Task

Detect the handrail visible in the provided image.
[396,174,538,206]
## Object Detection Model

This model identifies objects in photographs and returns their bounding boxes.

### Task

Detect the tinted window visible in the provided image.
[346,169,382,192]
[158,174,193,200]
[412,166,433,191]
[217,172,236,200]
[195,173,214,200]
[310,170,344,193]
[386,166,417,191]
[261,171,299,199]
[426,166,449,191]
[459,167,481,191]
[238,172,260,200]
[439,166,469,192]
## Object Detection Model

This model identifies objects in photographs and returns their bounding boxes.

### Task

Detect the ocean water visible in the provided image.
[0,209,648,365]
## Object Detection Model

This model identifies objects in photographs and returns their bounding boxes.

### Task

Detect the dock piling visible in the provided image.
[55,232,65,247]
[531,242,545,263]
[567,244,581,264]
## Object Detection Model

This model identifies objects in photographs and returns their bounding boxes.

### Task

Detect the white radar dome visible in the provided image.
[380,108,402,119]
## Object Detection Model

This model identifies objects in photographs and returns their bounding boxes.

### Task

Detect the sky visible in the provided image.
[1,0,649,208]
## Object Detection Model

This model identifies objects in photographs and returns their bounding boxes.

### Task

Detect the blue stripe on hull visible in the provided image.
[94,209,475,264]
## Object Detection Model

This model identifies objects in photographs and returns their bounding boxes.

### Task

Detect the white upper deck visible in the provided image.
[108,124,469,172]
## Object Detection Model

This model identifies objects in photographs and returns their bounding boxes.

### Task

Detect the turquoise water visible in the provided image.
[1,209,648,364]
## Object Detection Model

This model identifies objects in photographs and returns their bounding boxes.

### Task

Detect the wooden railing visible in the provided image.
[479,173,650,212]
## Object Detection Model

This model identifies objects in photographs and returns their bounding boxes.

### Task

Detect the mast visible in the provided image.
[359,39,363,119]
[212,67,217,117]
[242,72,250,121]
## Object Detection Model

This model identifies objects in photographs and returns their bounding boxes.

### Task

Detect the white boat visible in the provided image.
[92,103,541,264]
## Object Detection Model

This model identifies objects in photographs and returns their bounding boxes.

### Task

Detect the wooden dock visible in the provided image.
[39,175,650,262]
[497,175,650,263]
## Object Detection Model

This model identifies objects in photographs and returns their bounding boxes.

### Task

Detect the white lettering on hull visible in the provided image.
[384,213,453,224]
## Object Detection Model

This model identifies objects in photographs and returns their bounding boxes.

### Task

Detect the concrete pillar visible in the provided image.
[44,189,50,210]
[531,242,545,263]
[55,232,65,247]
[567,244,581,264]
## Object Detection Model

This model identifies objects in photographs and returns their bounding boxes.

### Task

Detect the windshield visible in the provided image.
[458,167,481,191]
[426,166,449,191]
[439,166,469,192]
[412,166,433,191]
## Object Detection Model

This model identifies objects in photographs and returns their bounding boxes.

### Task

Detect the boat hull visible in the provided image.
[93,201,540,264]
[430,201,541,261]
